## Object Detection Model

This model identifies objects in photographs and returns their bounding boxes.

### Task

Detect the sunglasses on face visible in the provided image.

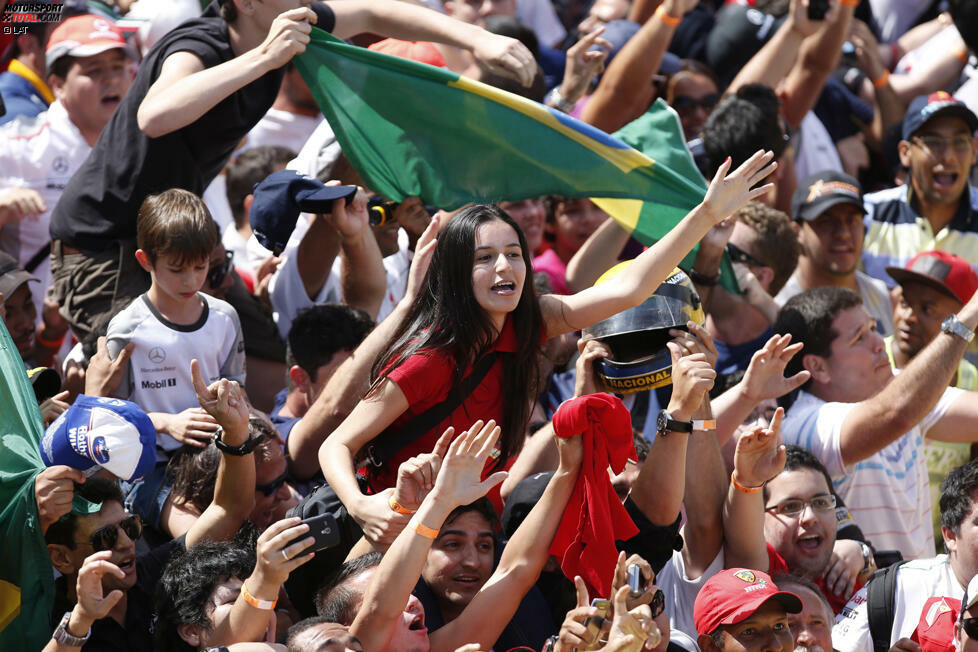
[78,514,143,552]
[256,471,288,497]
[962,617,978,641]
[673,93,720,114]
[765,494,837,517]
[726,242,766,268]
[207,251,234,288]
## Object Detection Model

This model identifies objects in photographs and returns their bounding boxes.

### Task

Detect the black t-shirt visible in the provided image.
[50,1,335,250]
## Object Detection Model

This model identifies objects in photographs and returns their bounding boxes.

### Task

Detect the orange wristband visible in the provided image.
[389,494,416,515]
[872,70,890,89]
[655,6,682,27]
[241,581,277,610]
[731,471,763,494]
[35,331,66,349]
[838,0,859,7]
[410,517,440,539]
[956,49,969,64]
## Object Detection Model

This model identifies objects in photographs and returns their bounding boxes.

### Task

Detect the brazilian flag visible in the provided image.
[0,320,53,650]
[295,29,738,289]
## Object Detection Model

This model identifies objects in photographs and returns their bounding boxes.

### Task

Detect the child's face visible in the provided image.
[141,252,208,306]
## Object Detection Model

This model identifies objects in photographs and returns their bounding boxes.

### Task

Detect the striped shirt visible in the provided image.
[862,184,978,287]
[782,388,963,560]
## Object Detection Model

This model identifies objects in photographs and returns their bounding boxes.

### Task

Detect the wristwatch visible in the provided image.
[656,409,693,437]
[942,314,975,343]
[859,541,877,575]
[52,611,90,647]
[544,87,576,113]
[213,427,263,456]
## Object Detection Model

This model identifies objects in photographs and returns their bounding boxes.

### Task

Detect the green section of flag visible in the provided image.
[294,29,706,211]
[294,28,738,291]
[0,321,53,651]
[610,107,741,292]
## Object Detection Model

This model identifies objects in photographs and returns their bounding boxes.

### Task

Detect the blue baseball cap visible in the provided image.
[40,395,156,482]
[250,170,358,255]
[902,92,978,141]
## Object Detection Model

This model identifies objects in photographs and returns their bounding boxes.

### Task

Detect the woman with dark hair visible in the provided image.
[320,150,778,545]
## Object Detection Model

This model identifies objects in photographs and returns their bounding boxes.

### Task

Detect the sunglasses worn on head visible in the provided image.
[256,471,288,497]
[962,617,978,641]
[78,514,143,552]
[208,251,234,288]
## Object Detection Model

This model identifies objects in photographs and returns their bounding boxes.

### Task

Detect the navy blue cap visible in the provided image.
[250,170,358,255]
[902,92,978,141]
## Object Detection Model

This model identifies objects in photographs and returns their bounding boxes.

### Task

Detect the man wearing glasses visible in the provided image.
[834,461,978,652]
[764,446,875,615]
[776,284,978,562]
[774,170,894,338]
[861,93,978,288]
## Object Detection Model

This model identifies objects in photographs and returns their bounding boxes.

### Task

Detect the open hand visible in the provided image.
[560,27,612,103]
[740,334,810,402]
[701,150,777,225]
[431,419,508,507]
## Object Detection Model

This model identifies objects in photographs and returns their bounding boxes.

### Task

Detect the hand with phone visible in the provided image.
[553,576,603,652]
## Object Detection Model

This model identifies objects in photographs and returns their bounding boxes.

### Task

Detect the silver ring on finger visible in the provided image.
[282,549,290,561]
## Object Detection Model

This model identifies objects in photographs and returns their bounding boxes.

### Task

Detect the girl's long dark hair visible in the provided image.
[371,204,544,465]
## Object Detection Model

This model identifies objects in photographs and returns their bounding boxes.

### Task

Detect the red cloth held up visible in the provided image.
[549,393,639,597]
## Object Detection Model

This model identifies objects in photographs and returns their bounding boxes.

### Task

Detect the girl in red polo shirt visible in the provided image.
[320,151,777,546]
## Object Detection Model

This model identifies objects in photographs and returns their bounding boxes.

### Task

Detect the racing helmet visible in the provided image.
[583,263,705,394]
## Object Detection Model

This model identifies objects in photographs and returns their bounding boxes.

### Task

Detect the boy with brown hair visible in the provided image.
[106,189,245,452]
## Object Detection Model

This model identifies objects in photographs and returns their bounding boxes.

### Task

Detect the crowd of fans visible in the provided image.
[1,0,978,650]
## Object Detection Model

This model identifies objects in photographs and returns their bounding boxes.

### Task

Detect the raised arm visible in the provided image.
[288,215,440,480]
[838,291,978,466]
[184,359,256,549]
[430,430,583,652]
[332,190,386,320]
[779,0,857,129]
[565,212,632,293]
[725,0,820,99]
[326,0,536,86]
[581,0,698,133]
[722,408,786,570]
[350,422,508,652]
[540,151,777,338]
[138,8,316,138]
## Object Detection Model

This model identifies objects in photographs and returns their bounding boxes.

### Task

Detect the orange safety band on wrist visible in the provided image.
[241,582,277,610]
[731,471,763,494]
[655,6,682,27]
[410,517,440,539]
[389,494,416,515]
[956,48,969,64]
[872,70,890,89]
[838,0,859,8]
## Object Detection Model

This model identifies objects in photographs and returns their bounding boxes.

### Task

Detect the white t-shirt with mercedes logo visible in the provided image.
[106,292,245,451]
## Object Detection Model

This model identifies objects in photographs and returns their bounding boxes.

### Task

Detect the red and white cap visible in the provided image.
[693,568,802,636]
[46,14,127,71]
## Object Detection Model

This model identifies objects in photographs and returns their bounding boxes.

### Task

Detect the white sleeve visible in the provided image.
[782,398,856,478]
[269,250,342,340]
[833,585,872,652]
[217,303,247,386]
[920,387,966,434]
